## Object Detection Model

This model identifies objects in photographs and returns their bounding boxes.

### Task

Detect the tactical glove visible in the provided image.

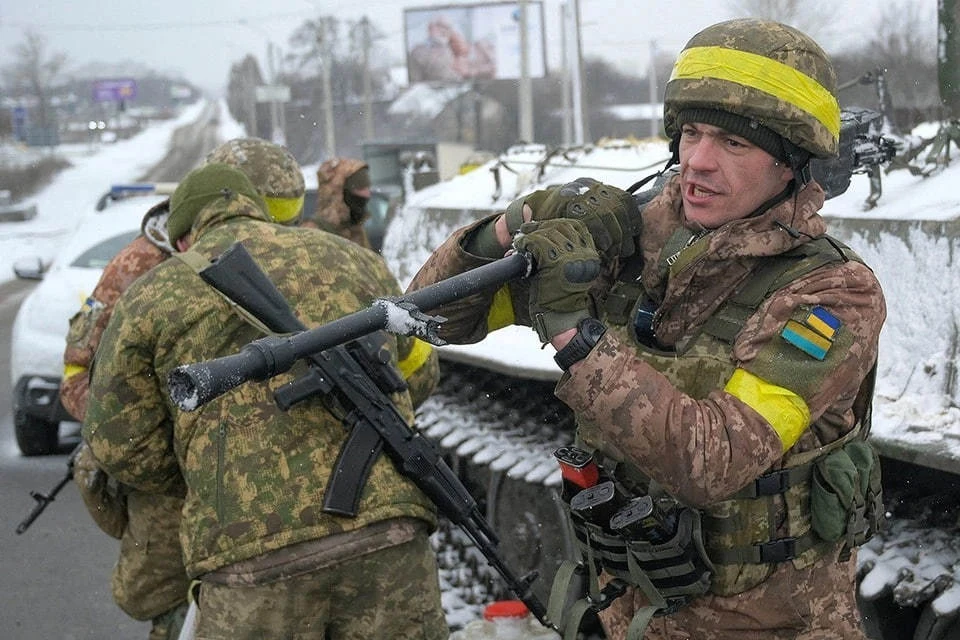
[504,177,641,260]
[513,218,601,343]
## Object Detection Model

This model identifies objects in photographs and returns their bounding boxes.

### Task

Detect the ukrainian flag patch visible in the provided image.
[806,306,841,339]
[781,306,842,360]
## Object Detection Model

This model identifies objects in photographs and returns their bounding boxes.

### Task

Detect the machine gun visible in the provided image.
[809,106,900,208]
[15,445,79,534]
[171,243,555,627]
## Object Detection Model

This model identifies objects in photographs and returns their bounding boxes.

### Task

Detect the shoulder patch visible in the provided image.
[781,306,842,360]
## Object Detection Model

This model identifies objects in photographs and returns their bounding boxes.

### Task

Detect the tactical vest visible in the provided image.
[549,232,882,639]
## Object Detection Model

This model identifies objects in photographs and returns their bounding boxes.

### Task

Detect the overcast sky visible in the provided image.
[1,0,933,96]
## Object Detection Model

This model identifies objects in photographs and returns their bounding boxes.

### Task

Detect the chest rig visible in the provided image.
[548,232,880,640]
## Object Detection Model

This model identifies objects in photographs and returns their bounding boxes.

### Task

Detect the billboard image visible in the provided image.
[405,2,545,84]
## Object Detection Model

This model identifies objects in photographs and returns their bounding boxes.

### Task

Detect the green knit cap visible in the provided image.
[167,163,264,242]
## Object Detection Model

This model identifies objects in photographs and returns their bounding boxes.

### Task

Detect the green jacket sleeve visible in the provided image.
[81,284,186,497]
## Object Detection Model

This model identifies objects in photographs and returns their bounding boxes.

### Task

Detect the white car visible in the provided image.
[10,187,168,456]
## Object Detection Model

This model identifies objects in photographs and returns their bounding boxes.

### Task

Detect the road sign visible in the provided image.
[93,78,138,103]
[255,85,291,103]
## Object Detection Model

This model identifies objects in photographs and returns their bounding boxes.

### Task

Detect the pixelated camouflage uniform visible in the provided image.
[62,201,190,638]
[303,157,372,249]
[407,173,884,639]
[63,142,367,640]
[82,189,446,639]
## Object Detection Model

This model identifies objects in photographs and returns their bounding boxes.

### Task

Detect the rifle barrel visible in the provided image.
[169,252,530,410]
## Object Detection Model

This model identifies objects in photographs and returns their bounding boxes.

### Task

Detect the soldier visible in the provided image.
[64,137,308,640]
[406,19,883,640]
[82,163,446,640]
[303,157,374,249]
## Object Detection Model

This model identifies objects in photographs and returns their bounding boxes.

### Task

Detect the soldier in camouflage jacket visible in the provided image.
[407,19,883,640]
[303,157,374,249]
[64,138,394,640]
[83,163,446,640]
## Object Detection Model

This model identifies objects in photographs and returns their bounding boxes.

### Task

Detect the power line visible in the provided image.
[1,11,313,33]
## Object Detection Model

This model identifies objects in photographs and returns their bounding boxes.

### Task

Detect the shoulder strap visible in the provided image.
[702,236,861,344]
[171,250,277,336]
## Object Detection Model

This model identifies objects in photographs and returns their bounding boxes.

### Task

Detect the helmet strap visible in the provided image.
[626,148,678,195]
[747,182,795,220]
[782,138,813,186]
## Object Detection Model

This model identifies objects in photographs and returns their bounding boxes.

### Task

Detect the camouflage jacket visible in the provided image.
[62,235,168,421]
[407,173,885,505]
[83,192,438,578]
[305,157,371,249]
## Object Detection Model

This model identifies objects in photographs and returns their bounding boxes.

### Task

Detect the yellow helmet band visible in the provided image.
[671,45,840,140]
[264,194,305,224]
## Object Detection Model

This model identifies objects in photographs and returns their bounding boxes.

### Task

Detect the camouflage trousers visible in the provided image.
[598,550,867,639]
[193,534,448,640]
[113,491,190,621]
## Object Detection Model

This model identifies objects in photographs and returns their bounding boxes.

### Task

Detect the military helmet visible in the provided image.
[663,19,840,159]
[205,137,305,224]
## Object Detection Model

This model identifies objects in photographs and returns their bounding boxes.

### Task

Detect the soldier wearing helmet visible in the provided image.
[406,18,883,640]
[83,162,445,640]
[204,137,306,225]
[62,137,308,640]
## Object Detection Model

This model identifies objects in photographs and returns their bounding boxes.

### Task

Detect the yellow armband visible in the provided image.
[724,368,810,452]
[397,339,433,379]
[63,363,88,380]
[486,286,515,332]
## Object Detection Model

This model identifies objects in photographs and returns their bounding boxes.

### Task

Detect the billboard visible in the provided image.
[93,78,137,103]
[404,2,546,84]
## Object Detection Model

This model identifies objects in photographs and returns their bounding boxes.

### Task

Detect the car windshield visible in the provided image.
[70,230,140,269]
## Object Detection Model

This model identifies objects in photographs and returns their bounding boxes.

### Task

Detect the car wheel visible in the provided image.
[14,409,60,456]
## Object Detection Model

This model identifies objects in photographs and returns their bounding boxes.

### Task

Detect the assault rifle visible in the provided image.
[170,243,555,627]
[16,445,79,534]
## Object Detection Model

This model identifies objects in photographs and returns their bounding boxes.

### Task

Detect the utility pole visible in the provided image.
[560,2,572,145]
[940,0,960,118]
[648,40,659,138]
[518,0,533,142]
[360,17,374,141]
[318,20,336,158]
[569,0,587,145]
[268,43,283,145]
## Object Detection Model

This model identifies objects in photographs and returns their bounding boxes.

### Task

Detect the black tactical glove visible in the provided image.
[513,218,601,343]
[504,177,641,260]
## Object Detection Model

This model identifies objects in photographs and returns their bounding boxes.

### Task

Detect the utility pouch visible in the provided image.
[620,507,713,614]
[810,441,883,553]
[73,441,128,539]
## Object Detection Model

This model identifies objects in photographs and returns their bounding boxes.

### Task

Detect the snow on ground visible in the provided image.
[0,100,208,273]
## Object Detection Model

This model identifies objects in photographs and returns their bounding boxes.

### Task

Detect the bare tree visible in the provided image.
[1,30,68,131]
[226,55,265,138]
[726,0,835,44]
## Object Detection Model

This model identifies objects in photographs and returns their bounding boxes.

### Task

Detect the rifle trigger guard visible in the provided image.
[376,298,449,346]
